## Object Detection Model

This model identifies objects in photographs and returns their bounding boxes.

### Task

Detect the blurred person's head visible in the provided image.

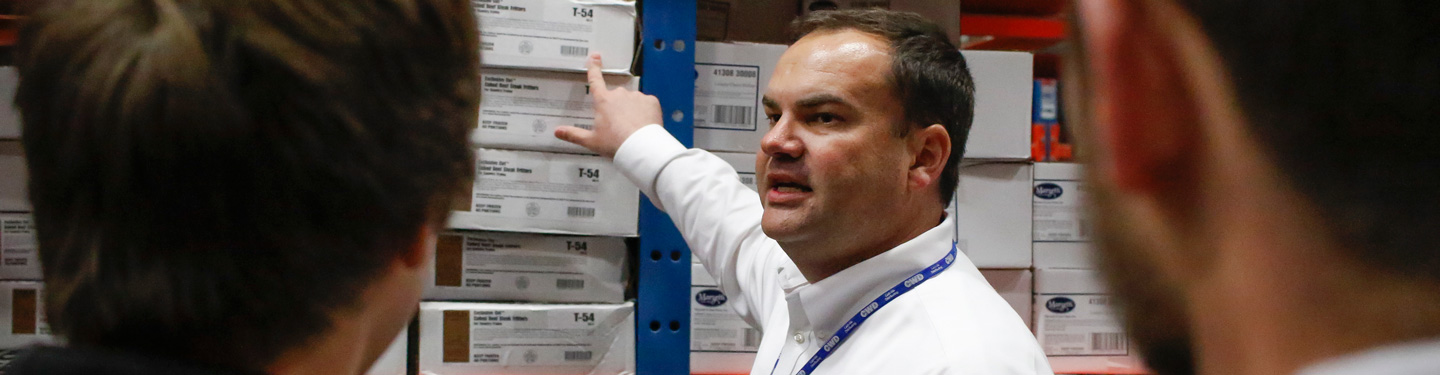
[1070,1,1440,375]
[756,9,973,280]
[15,0,479,372]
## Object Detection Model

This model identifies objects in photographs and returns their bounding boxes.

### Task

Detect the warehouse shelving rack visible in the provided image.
[635,1,696,374]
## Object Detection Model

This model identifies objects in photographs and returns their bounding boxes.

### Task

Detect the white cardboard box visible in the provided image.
[424,231,627,303]
[0,68,18,140]
[693,42,789,153]
[690,264,759,375]
[473,69,637,154]
[712,151,758,192]
[447,149,639,236]
[366,328,408,375]
[961,50,1033,160]
[1032,163,1098,269]
[0,214,39,280]
[947,162,1033,269]
[418,302,635,375]
[800,0,961,43]
[980,269,1034,329]
[1033,268,1148,374]
[473,0,636,74]
[0,142,27,212]
[0,281,51,349]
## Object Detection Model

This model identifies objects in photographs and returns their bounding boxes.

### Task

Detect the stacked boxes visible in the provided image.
[689,264,758,375]
[420,2,641,374]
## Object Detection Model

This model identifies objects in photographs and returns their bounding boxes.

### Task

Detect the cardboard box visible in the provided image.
[447,149,639,236]
[712,151,758,192]
[980,269,1034,329]
[693,42,789,153]
[1032,163,1098,269]
[473,69,637,154]
[1033,268,1148,374]
[961,50,1034,160]
[1034,241,1098,270]
[0,214,39,280]
[690,264,759,375]
[800,0,960,43]
[473,0,636,74]
[0,142,27,212]
[424,231,627,303]
[697,0,799,45]
[0,282,51,349]
[418,302,635,375]
[366,328,409,375]
[0,68,18,140]
[946,162,1033,269]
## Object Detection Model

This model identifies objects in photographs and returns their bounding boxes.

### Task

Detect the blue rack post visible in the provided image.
[637,1,696,375]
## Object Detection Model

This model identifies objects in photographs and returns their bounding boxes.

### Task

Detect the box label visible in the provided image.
[690,286,759,353]
[474,0,597,67]
[1033,179,1089,242]
[0,217,37,279]
[694,63,761,131]
[442,308,622,367]
[431,232,624,300]
[1037,294,1128,356]
[469,151,614,225]
[474,70,636,153]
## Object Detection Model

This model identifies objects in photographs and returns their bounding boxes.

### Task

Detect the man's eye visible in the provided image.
[766,114,781,124]
[814,113,840,124]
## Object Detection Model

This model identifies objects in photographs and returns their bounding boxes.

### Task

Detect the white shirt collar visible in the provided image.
[1297,337,1440,375]
[783,214,957,339]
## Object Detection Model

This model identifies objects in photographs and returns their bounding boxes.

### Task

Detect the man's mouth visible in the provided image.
[771,182,813,193]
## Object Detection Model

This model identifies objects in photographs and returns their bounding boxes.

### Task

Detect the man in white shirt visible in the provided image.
[1069,1,1440,375]
[557,9,1050,375]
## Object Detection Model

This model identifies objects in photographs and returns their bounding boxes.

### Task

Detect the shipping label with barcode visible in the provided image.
[439,305,630,370]
[472,0,597,68]
[428,231,626,303]
[455,148,638,235]
[1033,179,1090,242]
[694,63,761,131]
[689,285,760,353]
[0,217,39,280]
[474,69,637,154]
[1036,294,1129,356]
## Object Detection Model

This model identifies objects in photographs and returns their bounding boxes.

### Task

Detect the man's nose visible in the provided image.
[760,115,803,160]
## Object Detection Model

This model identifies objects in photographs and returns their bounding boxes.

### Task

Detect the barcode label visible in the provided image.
[561,45,589,57]
[712,105,753,125]
[1091,333,1127,352]
[743,328,760,347]
[556,279,585,290]
[563,351,593,361]
[566,207,596,218]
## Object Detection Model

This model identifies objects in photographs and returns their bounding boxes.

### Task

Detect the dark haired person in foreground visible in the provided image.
[8,0,480,374]
[1071,1,1440,375]
[558,9,1050,375]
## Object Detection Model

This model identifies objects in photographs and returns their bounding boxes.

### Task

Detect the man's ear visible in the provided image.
[908,124,951,193]
[400,225,435,270]
[1076,0,1203,196]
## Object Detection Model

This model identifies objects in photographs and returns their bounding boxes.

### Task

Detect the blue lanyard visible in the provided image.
[771,243,959,375]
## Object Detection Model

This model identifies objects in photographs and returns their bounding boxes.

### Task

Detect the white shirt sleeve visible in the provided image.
[613,124,792,329]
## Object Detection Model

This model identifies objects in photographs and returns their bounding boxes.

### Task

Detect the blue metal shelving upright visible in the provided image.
[636,1,695,375]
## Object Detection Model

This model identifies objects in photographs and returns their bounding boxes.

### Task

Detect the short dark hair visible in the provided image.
[1174,2,1440,283]
[793,9,975,204]
[15,0,478,368]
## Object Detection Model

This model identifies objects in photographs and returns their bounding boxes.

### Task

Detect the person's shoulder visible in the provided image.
[892,271,1049,369]
[5,346,264,375]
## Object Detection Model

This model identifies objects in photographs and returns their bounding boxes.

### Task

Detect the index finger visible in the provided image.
[586,53,607,95]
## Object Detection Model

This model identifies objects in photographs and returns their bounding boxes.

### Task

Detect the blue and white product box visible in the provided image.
[0,214,39,280]
[1033,78,1060,125]
[418,302,635,375]
[365,327,408,375]
[1033,268,1148,374]
[0,68,18,140]
[947,162,1033,269]
[980,269,1034,329]
[690,264,759,375]
[694,42,788,153]
[0,142,27,212]
[961,50,1034,160]
[448,148,639,236]
[472,69,637,154]
[472,0,636,74]
[425,231,626,303]
[1032,163,1097,269]
[0,281,51,349]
